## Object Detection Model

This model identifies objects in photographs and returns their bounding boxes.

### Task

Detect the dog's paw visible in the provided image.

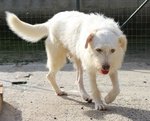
[81,93,92,103]
[85,98,92,103]
[95,102,106,111]
[104,89,120,104]
[57,91,67,96]
[105,95,113,104]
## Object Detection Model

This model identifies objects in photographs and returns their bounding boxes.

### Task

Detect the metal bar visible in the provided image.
[76,0,80,11]
[0,82,3,113]
[121,0,149,28]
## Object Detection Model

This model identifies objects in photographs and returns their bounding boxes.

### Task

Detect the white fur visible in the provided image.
[6,11,127,110]
[6,11,48,42]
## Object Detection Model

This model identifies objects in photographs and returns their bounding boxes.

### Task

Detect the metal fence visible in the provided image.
[0,0,150,63]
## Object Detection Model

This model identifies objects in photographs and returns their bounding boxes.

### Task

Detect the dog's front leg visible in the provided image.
[105,71,120,104]
[88,71,106,110]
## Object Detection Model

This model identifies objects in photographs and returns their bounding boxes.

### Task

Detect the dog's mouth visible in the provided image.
[100,64,110,75]
[100,69,109,75]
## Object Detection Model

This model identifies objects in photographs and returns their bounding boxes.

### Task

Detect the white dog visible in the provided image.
[6,11,127,110]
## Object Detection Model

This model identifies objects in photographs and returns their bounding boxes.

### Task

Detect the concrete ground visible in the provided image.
[0,62,150,121]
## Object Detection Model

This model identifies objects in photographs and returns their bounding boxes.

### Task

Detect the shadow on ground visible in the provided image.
[61,95,150,121]
[84,105,150,121]
[0,102,22,121]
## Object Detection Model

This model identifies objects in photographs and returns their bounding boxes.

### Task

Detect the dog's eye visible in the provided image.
[96,48,102,53]
[111,49,115,53]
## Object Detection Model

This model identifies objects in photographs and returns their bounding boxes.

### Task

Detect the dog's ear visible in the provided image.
[85,33,94,49]
[118,35,127,52]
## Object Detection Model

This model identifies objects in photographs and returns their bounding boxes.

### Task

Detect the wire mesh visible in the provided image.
[0,1,150,63]
[0,9,50,63]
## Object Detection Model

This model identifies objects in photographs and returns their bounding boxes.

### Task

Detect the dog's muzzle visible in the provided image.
[100,64,110,75]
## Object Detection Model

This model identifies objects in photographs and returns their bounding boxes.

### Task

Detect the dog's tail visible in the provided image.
[6,11,48,43]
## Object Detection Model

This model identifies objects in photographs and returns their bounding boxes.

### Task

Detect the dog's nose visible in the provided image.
[102,64,110,70]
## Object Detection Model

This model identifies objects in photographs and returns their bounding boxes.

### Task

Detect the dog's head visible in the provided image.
[85,29,127,75]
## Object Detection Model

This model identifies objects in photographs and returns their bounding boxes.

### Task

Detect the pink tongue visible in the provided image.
[101,69,109,75]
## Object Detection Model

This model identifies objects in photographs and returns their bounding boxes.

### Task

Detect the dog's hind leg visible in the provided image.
[47,71,67,96]
[105,71,120,104]
[74,59,92,103]
[46,40,67,96]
